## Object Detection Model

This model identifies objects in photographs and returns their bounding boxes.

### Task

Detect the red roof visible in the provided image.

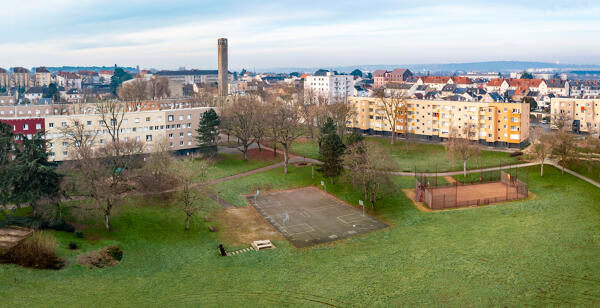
[509,79,544,88]
[486,78,507,87]
[451,76,472,84]
[300,74,310,79]
[372,70,388,77]
[422,76,452,84]
[99,70,114,75]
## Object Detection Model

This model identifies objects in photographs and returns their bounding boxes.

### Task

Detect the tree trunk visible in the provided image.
[391,130,395,145]
[540,162,544,177]
[283,144,289,174]
[463,160,467,178]
[273,143,277,157]
[562,164,565,175]
[243,144,248,161]
[105,213,111,231]
[257,140,262,152]
[185,215,190,230]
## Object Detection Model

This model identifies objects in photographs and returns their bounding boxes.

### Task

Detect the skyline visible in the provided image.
[3,0,600,70]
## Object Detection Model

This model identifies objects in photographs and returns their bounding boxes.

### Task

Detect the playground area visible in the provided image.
[415,169,529,210]
[248,187,387,248]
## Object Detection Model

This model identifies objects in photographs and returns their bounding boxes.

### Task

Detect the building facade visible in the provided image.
[348,97,529,148]
[304,72,354,103]
[0,68,10,89]
[12,67,30,89]
[35,67,51,87]
[551,97,600,133]
[373,69,413,88]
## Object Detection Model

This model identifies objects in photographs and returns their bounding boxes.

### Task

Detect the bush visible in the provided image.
[75,230,84,239]
[0,232,65,270]
[510,151,524,157]
[68,241,79,250]
[77,245,123,268]
[0,215,75,232]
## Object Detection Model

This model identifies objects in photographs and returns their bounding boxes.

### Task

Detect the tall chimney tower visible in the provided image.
[217,38,228,97]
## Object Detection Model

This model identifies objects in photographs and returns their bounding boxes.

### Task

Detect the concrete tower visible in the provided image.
[217,38,228,97]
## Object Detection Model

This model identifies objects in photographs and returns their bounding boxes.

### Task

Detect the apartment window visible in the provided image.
[36,123,41,130]
[23,124,29,130]
[179,141,184,146]
[146,135,152,142]
[63,151,67,157]
[176,124,181,129]
[169,133,173,138]
[135,118,140,123]
[61,122,67,128]
[157,116,162,122]
[146,117,151,122]
[62,141,68,147]
[168,115,174,122]
[178,115,183,121]
[132,128,137,132]
[187,123,192,128]
[187,114,191,119]
[100,139,104,144]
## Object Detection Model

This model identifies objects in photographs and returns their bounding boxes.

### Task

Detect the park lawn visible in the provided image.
[2,165,600,306]
[177,151,282,182]
[289,137,523,172]
[566,159,600,184]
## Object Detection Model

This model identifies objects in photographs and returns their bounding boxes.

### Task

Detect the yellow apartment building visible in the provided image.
[348,97,530,148]
[550,97,600,133]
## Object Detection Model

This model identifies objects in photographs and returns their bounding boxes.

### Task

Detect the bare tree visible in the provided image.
[530,127,552,176]
[551,128,576,175]
[148,76,170,99]
[446,125,481,177]
[268,99,304,174]
[118,78,147,109]
[177,160,208,231]
[224,96,260,161]
[327,100,355,141]
[344,141,396,209]
[96,100,125,151]
[137,138,178,192]
[375,89,406,144]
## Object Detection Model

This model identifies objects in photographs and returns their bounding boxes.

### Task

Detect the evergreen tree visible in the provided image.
[318,117,337,152]
[345,131,364,146]
[318,132,345,184]
[520,71,534,79]
[196,109,220,156]
[350,69,363,77]
[110,67,133,95]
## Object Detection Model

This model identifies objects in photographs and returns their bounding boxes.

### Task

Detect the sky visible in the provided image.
[2,0,600,70]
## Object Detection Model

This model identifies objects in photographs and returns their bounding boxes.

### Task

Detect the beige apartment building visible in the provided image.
[35,67,51,87]
[0,68,10,89]
[43,106,211,161]
[12,67,31,89]
[348,97,529,148]
[550,97,600,133]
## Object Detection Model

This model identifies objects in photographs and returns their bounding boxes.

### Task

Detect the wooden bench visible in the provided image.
[251,240,275,251]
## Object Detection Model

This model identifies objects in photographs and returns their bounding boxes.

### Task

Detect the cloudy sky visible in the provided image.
[2,0,600,70]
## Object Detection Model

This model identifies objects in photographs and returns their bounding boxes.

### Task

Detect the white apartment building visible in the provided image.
[304,72,354,103]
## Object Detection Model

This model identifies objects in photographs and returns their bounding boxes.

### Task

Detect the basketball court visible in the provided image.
[247,187,387,248]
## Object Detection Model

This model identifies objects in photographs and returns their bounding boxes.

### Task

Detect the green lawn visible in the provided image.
[2,164,600,306]
[291,137,523,172]
[178,151,282,182]
[566,159,600,184]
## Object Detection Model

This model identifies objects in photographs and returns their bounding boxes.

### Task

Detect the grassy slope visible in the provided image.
[1,166,600,306]
[177,152,282,182]
[291,137,522,172]
[566,159,600,183]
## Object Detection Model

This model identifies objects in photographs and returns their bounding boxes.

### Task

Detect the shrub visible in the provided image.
[0,232,65,270]
[68,241,79,250]
[75,230,84,239]
[77,245,123,268]
[510,151,524,157]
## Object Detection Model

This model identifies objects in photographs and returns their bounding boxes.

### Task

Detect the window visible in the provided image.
[146,117,151,122]
[36,123,41,130]
[169,133,173,138]
[135,118,140,123]
[146,135,152,142]
[87,121,92,126]
[187,114,191,119]
[180,141,184,146]
[61,122,67,128]
[168,115,174,122]
[179,132,184,138]
[178,115,183,121]
[62,141,68,147]
[100,139,104,144]
[23,124,29,130]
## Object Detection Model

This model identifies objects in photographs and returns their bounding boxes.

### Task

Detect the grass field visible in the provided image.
[566,159,600,183]
[290,137,523,172]
[2,164,599,306]
[179,150,282,182]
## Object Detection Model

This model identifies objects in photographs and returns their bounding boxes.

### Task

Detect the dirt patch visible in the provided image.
[294,162,312,167]
[443,176,456,184]
[247,148,280,161]
[78,245,123,268]
[212,207,282,246]
[402,189,433,212]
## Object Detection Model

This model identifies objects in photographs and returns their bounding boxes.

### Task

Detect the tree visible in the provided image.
[344,141,396,209]
[318,117,337,152]
[177,160,208,231]
[522,96,537,111]
[327,100,355,141]
[268,99,304,174]
[10,132,62,215]
[551,128,576,175]
[44,83,59,101]
[148,75,170,99]
[530,127,552,176]
[110,67,133,95]
[223,96,260,161]
[137,138,178,192]
[350,69,363,78]
[196,109,220,157]
[345,131,364,146]
[118,78,147,109]
[0,122,14,212]
[318,132,345,184]
[446,126,481,177]
[520,71,534,79]
[375,89,406,144]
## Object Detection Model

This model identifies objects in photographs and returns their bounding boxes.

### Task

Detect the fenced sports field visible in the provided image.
[415,167,529,210]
